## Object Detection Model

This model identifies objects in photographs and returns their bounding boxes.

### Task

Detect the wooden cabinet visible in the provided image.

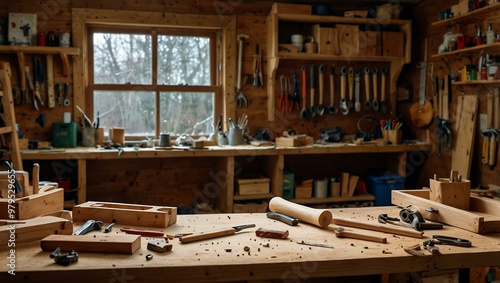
[266,10,412,121]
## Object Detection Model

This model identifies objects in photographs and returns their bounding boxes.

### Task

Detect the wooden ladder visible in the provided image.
[0,61,22,171]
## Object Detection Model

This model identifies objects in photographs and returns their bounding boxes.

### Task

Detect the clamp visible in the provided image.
[50,247,79,266]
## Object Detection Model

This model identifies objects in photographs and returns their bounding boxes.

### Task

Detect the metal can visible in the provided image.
[37,32,46,46]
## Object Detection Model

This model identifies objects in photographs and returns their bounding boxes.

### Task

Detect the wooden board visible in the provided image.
[40,234,141,254]
[72,201,177,228]
[348,175,359,197]
[337,24,359,57]
[0,215,72,245]
[451,95,478,179]
[392,190,500,234]
[341,172,350,197]
[0,185,63,220]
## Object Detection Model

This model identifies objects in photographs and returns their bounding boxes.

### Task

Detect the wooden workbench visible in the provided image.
[1,206,499,282]
[18,142,431,212]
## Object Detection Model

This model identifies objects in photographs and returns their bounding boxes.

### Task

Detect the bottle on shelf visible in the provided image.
[474,27,483,46]
[486,24,495,44]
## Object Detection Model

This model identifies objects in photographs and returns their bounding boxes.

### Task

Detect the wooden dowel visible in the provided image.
[332,217,424,238]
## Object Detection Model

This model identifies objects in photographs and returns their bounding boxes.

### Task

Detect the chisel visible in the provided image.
[266,211,299,226]
[179,224,255,243]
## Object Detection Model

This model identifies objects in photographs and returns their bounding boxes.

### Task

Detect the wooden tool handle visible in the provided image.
[332,217,424,238]
[302,67,307,108]
[33,163,40,194]
[319,72,324,104]
[17,52,26,91]
[179,228,235,243]
[329,73,334,104]
[364,72,370,101]
[335,229,387,243]
[489,138,497,168]
[348,68,354,100]
[482,137,490,164]
[372,72,378,100]
[46,55,55,108]
[340,73,346,100]
[310,88,315,107]
[381,72,386,101]
[269,197,332,228]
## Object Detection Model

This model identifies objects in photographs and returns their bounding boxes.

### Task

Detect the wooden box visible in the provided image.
[271,3,311,14]
[295,180,313,199]
[236,177,270,195]
[233,201,268,213]
[382,31,405,57]
[312,25,340,55]
[279,44,300,53]
[429,178,471,210]
[337,24,360,57]
[451,1,469,17]
[358,31,381,56]
[275,136,314,147]
[0,185,63,220]
[73,201,177,228]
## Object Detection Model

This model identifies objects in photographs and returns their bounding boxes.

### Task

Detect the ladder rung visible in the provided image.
[0,126,14,135]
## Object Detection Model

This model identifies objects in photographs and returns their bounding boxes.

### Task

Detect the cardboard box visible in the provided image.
[382,31,405,57]
[358,31,381,56]
[233,201,267,213]
[337,24,359,57]
[312,25,340,55]
[271,3,311,14]
[235,176,270,195]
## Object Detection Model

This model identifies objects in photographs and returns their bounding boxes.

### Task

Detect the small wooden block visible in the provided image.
[41,234,141,254]
[147,240,173,253]
[255,228,289,239]
[0,215,72,245]
[348,175,359,197]
[341,172,350,197]
[0,185,63,219]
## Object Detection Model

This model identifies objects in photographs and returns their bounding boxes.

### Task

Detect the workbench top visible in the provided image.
[20,141,431,160]
[2,206,499,282]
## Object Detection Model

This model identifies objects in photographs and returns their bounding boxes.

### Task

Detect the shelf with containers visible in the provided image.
[266,9,412,121]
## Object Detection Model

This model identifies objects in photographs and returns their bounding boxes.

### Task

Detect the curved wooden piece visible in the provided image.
[269,197,332,228]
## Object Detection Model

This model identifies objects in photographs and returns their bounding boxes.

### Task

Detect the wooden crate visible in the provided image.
[233,201,267,213]
[429,178,471,210]
[312,25,340,55]
[358,31,381,56]
[271,3,311,14]
[235,177,270,195]
[337,24,360,57]
[382,31,404,57]
[0,185,63,220]
[72,201,177,228]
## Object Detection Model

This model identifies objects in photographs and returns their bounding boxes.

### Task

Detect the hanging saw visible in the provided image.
[409,38,434,128]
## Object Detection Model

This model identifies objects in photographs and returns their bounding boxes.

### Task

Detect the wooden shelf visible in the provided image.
[266,12,412,121]
[290,194,375,205]
[0,46,80,56]
[431,2,500,27]
[452,79,500,86]
[233,193,275,201]
[431,42,500,59]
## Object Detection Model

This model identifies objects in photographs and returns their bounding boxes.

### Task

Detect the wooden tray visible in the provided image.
[72,201,177,228]
[0,211,72,245]
[0,185,63,220]
[392,190,500,234]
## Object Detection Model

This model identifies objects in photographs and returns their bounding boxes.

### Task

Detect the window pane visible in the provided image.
[157,35,211,86]
[160,92,214,136]
[93,33,152,84]
[94,91,155,137]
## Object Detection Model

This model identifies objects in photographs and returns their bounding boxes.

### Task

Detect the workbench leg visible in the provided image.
[77,159,86,204]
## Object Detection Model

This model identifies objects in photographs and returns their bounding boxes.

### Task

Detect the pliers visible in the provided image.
[278,75,291,115]
[427,235,472,247]
[290,71,300,112]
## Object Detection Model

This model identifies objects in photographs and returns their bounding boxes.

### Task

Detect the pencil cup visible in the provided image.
[383,130,402,144]
[81,127,95,147]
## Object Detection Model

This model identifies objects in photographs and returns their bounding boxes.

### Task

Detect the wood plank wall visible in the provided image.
[1,0,498,207]
[401,0,500,188]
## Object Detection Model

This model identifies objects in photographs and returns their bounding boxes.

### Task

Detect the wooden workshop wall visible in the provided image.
[400,0,500,189]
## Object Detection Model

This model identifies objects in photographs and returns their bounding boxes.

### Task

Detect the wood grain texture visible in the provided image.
[3,208,500,282]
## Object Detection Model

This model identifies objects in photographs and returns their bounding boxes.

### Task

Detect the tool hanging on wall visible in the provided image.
[481,88,499,170]
[348,66,354,110]
[364,67,371,109]
[309,64,316,118]
[340,66,348,115]
[291,71,300,112]
[436,76,452,156]
[328,64,338,115]
[252,44,264,88]
[300,66,309,120]
[380,68,388,113]
[354,69,361,112]
[235,34,249,108]
[317,64,325,116]
[372,68,379,111]
[410,39,434,127]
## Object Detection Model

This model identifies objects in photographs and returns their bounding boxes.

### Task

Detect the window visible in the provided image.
[88,26,218,139]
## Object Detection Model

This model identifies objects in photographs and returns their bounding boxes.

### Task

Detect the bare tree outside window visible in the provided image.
[90,29,215,138]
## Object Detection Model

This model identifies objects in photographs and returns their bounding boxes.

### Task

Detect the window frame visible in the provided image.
[86,25,221,140]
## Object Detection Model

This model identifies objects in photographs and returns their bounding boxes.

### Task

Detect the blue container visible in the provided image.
[365,173,404,206]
